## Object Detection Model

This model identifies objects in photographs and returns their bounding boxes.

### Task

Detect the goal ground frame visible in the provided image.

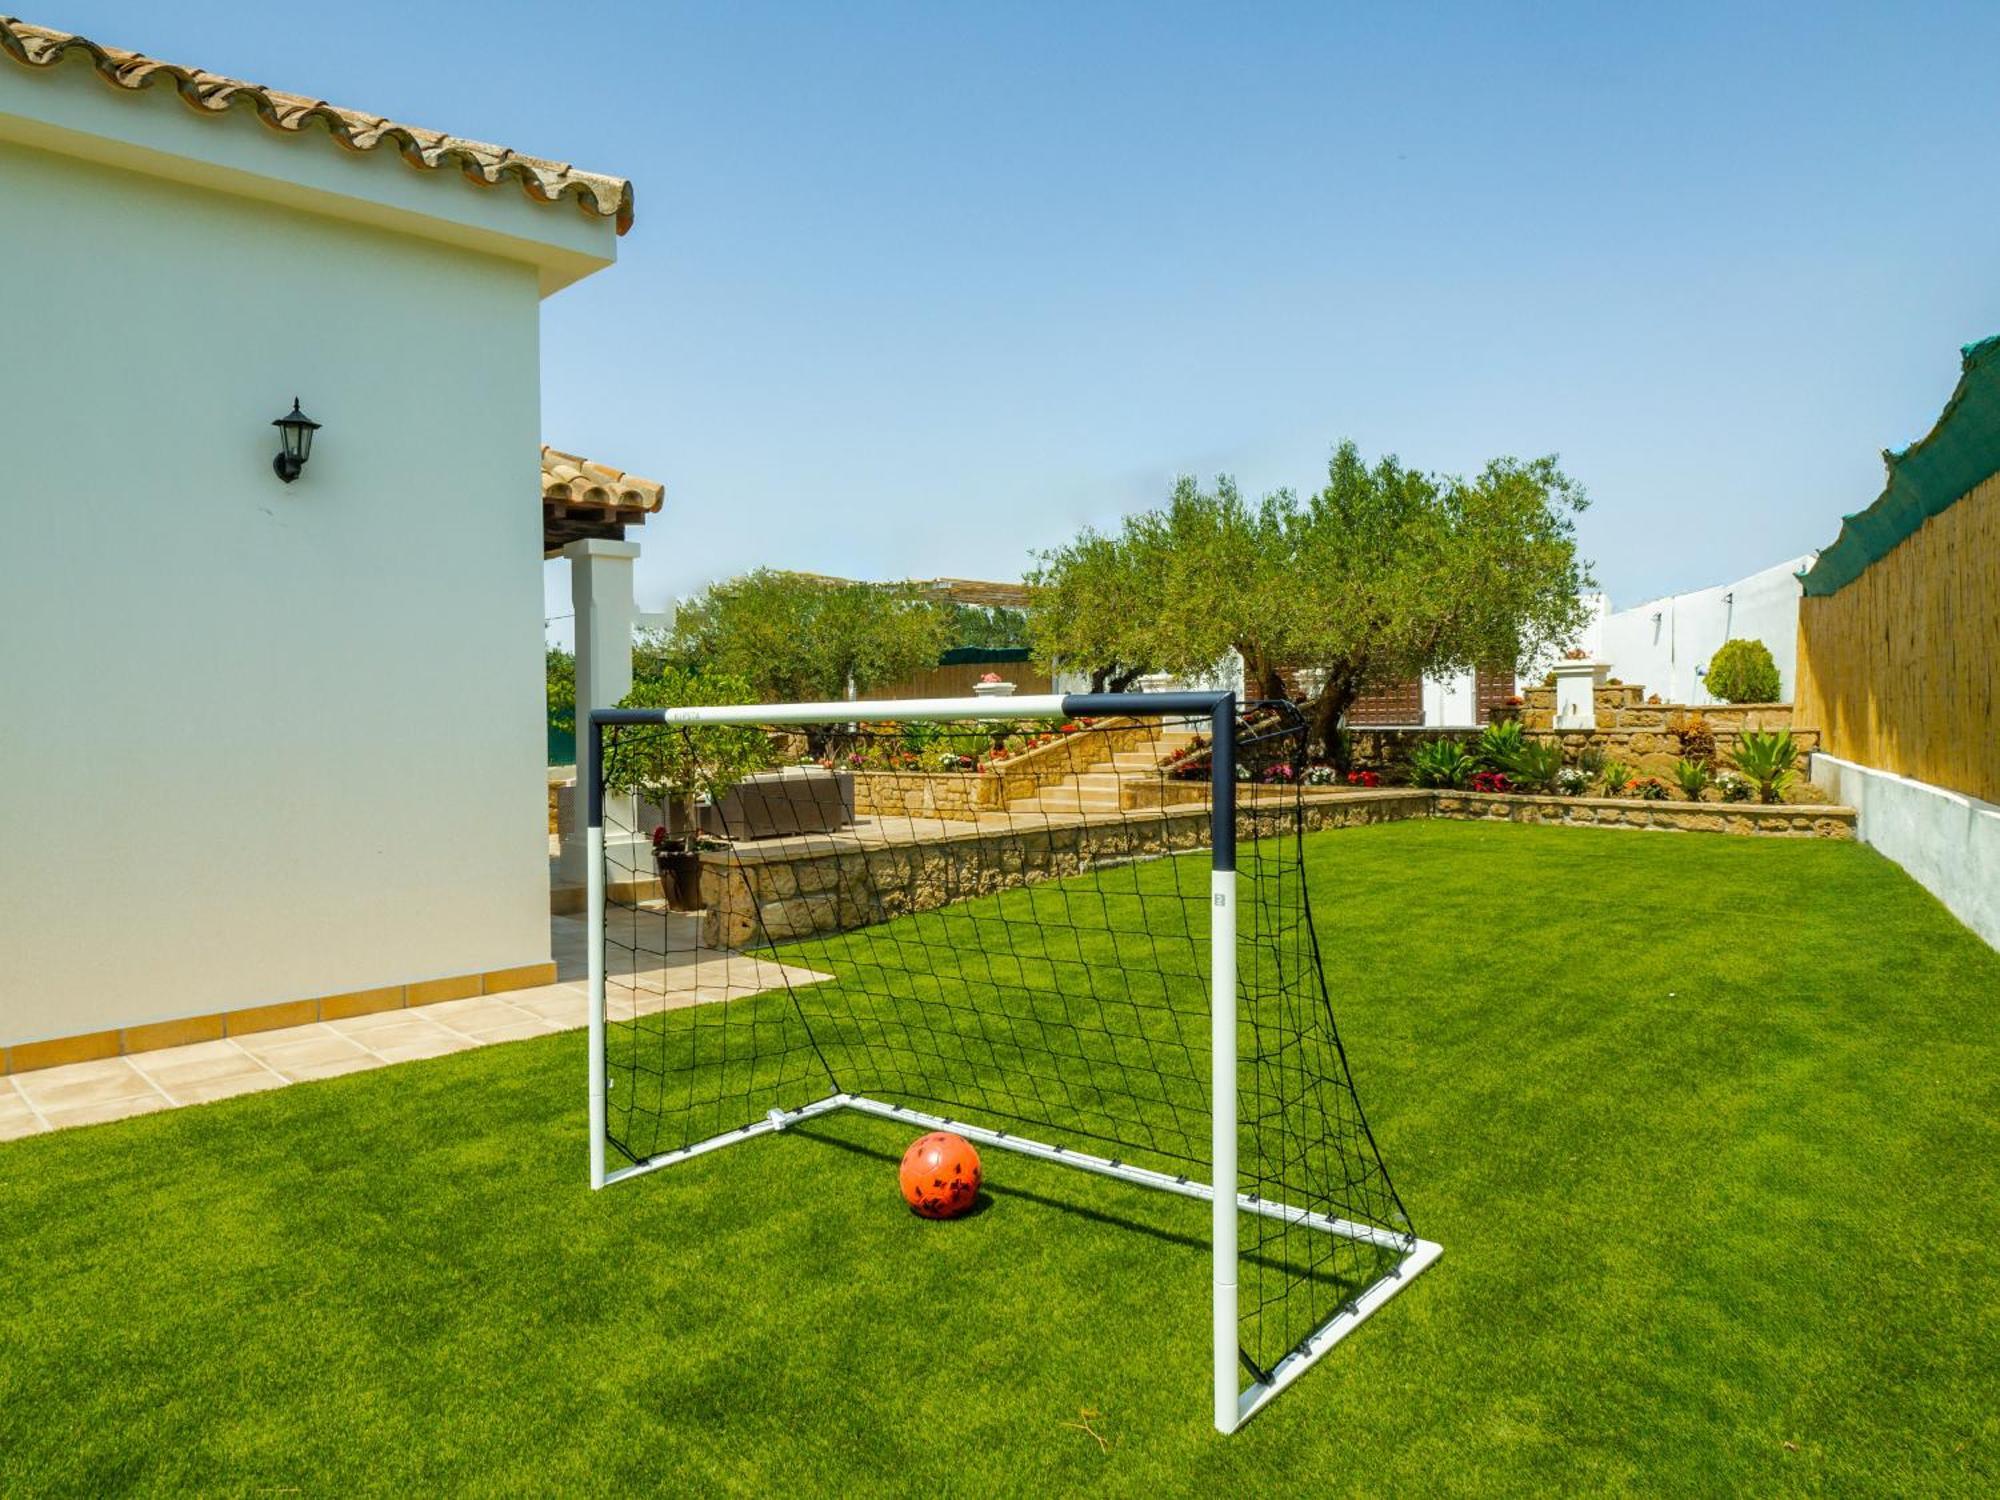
[584,691,1441,1433]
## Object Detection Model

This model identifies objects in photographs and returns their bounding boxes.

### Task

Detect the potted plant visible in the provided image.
[607,667,771,912]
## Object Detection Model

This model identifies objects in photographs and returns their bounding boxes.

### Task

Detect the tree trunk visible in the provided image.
[1308,669,1364,768]
[1237,645,1287,703]
[1089,663,1147,694]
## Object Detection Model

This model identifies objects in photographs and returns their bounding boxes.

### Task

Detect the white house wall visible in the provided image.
[0,138,550,1044]
[1596,555,1814,704]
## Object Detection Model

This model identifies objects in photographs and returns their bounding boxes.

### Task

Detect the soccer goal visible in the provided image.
[583,691,1439,1433]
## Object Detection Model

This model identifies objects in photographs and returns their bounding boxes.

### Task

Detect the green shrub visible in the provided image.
[1573,744,1608,778]
[1704,639,1781,704]
[1672,757,1713,802]
[1632,777,1670,801]
[1474,720,1526,771]
[1600,759,1634,796]
[1408,738,1475,789]
[1731,729,1800,804]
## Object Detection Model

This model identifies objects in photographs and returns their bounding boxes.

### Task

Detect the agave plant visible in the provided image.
[1473,720,1526,771]
[1408,738,1475,789]
[1600,759,1635,796]
[1505,741,1565,793]
[1731,729,1800,804]
[1672,757,1713,802]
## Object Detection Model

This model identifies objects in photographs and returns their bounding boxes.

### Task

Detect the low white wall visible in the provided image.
[1810,754,2000,951]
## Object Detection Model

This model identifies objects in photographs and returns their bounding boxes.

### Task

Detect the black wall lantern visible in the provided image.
[271,398,321,483]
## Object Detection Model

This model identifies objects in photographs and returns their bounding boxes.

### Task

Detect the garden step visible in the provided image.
[1029,789,1124,813]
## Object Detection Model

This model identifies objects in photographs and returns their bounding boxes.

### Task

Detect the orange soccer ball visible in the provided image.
[898,1132,982,1219]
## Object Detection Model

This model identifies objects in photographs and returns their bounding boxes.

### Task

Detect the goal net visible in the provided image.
[584,691,1438,1432]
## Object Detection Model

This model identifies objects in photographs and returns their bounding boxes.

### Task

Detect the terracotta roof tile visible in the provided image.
[541,445,664,514]
[0,16,633,233]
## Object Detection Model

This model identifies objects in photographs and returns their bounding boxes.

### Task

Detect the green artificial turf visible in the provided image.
[3,821,1997,1495]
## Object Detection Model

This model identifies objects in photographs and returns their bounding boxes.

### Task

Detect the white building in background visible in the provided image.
[0,18,645,1067]
[1582,554,1817,705]
[1114,551,1820,728]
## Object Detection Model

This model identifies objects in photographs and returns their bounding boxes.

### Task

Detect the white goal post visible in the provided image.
[583,690,1440,1434]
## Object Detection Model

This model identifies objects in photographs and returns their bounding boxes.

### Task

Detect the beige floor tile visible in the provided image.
[132,1038,244,1069]
[347,1017,467,1051]
[0,1110,49,1141]
[237,1028,373,1073]
[322,1009,420,1037]
[510,988,589,1027]
[453,1017,559,1044]
[366,1030,483,1064]
[40,1094,169,1131]
[417,996,538,1031]
[12,1058,156,1112]
[132,1046,271,1093]
[272,1053,385,1083]
[164,1071,289,1106]
[232,1023,353,1060]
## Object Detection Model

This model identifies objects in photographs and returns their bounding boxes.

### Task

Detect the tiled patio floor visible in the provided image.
[0,913,827,1142]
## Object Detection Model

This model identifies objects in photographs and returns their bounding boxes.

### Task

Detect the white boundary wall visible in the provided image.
[1596,555,1815,704]
[1810,754,2000,951]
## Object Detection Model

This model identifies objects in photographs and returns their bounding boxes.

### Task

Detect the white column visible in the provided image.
[1552,660,1607,730]
[559,538,640,886]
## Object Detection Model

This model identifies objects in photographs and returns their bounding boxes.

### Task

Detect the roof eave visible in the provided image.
[0,24,625,296]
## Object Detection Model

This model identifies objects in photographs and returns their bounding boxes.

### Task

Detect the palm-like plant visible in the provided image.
[1730,729,1800,804]
[1473,720,1526,771]
[1672,757,1713,802]
[1600,759,1635,796]
[1408,738,1475,789]
[1505,741,1565,793]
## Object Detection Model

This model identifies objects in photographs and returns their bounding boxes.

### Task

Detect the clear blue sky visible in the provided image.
[46,1,2000,626]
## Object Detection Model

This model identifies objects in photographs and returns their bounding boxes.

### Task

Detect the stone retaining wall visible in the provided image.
[696,789,1430,948]
[850,770,1000,821]
[1432,789,1855,838]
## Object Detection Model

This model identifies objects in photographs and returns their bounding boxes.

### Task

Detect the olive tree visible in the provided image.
[665,570,950,752]
[667,569,949,703]
[1029,442,1594,758]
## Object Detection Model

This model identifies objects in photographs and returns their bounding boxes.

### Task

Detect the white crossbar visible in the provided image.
[647,694,1069,727]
